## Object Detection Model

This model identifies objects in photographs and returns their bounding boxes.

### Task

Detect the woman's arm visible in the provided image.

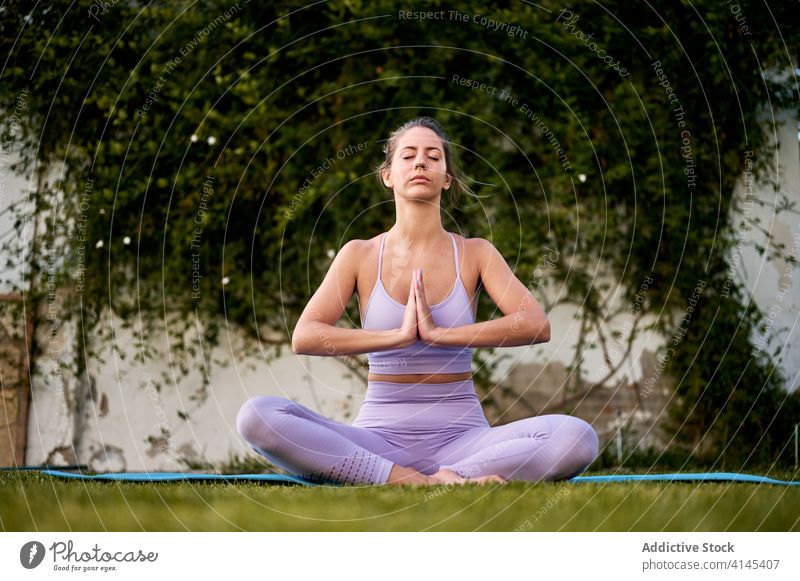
[291,240,412,356]
[417,238,551,348]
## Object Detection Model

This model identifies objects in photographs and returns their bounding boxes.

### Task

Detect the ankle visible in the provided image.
[386,464,433,486]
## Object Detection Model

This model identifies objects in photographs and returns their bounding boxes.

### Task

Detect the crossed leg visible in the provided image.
[433,414,599,481]
[237,396,414,485]
[237,397,599,486]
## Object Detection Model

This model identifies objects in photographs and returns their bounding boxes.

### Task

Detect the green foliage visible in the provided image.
[1,0,799,464]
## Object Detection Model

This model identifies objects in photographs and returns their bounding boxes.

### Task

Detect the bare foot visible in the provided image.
[430,469,508,485]
[386,464,508,486]
[387,464,461,486]
[464,474,508,484]
[386,464,431,486]
[428,468,467,485]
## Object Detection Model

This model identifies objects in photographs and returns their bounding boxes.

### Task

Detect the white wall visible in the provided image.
[24,312,368,471]
[733,108,800,392]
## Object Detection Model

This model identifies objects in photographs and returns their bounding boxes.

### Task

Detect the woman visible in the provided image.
[237,117,599,486]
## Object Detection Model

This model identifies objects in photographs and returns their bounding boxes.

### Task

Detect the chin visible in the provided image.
[401,191,441,202]
[404,184,441,194]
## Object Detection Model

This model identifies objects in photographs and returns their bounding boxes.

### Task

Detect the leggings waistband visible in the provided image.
[363,378,479,405]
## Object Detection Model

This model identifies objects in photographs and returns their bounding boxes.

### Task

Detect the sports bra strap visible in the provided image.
[377,232,387,281]
[448,233,460,277]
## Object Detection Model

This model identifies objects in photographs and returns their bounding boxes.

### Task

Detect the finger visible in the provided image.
[415,275,425,302]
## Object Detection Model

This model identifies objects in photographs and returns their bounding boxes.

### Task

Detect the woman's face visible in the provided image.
[382,126,451,200]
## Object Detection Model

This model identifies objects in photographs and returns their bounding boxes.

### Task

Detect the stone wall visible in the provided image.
[487,347,674,453]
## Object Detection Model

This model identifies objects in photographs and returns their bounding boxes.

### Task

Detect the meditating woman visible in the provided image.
[236,117,599,486]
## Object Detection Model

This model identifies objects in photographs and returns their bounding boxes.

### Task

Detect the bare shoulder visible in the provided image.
[456,235,495,263]
[336,238,365,261]
[346,235,382,257]
[340,238,369,253]
[451,233,486,248]
[450,234,498,283]
[336,236,378,275]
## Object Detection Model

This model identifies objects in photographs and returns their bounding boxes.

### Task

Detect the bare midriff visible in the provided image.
[367,371,472,384]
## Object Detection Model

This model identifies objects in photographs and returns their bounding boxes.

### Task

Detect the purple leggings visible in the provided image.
[236,379,599,485]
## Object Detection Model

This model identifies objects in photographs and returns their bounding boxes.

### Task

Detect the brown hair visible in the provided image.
[375,116,476,207]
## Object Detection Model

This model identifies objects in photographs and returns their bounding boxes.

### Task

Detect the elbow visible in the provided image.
[292,321,329,356]
[532,317,551,344]
[291,328,307,355]
[291,338,302,355]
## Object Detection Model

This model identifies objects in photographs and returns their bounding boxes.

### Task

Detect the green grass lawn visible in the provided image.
[1,470,799,531]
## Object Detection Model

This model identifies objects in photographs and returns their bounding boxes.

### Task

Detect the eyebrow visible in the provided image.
[400,146,442,152]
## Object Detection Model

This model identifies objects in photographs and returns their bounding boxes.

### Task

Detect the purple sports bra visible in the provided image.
[361,232,477,375]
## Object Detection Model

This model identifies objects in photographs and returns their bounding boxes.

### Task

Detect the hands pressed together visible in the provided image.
[398,268,439,348]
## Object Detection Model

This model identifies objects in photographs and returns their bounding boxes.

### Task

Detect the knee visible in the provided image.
[572,417,599,465]
[555,416,599,475]
[236,396,293,446]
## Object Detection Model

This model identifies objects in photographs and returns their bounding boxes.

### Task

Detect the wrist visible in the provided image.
[393,327,416,348]
[423,326,443,345]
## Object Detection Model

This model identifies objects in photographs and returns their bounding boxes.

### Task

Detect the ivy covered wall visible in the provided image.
[1,0,799,469]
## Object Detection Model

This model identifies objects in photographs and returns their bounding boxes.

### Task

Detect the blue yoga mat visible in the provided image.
[40,469,322,486]
[38,469,800,486]
[569,472,800,486]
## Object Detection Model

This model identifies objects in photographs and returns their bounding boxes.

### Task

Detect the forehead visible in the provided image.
[396,126,444,151]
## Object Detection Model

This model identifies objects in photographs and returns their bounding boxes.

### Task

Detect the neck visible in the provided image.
[390,199,446,245]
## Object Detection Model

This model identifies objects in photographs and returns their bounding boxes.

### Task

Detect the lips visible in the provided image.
[410,175,429,182]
